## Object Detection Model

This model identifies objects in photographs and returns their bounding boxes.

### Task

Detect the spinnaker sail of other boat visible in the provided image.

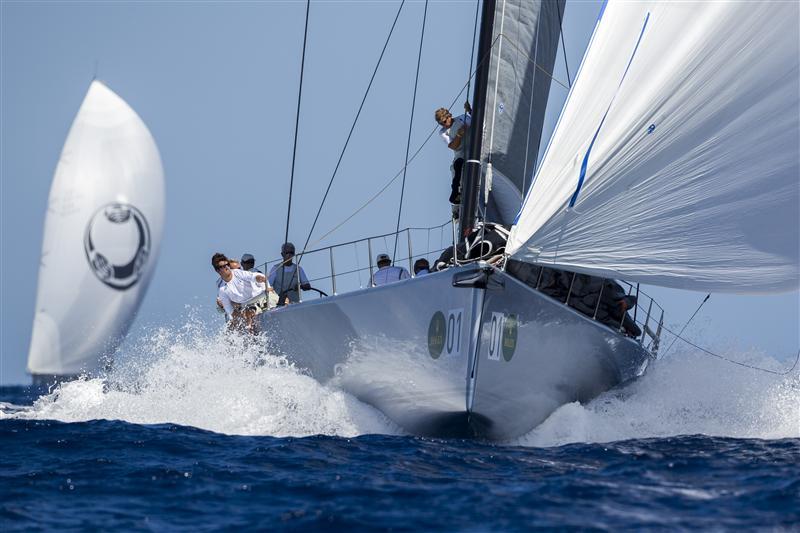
[27,81,165,380]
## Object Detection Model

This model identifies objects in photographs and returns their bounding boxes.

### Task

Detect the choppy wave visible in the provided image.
[2,320,797,445]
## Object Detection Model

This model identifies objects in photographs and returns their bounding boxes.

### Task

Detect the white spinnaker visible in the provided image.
[28,81,165,376]
[507,1,799,293]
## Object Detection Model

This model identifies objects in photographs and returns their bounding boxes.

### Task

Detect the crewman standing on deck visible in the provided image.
[268,242,311,306]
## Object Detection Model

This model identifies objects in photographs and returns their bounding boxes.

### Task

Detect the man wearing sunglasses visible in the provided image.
[434,101,472,206]
[268,242,311,306]
[211,252,272,332]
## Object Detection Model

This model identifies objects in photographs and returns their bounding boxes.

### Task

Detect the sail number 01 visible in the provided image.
[445,308,463,356]
[427,309,463,359]
[488,312,518,362]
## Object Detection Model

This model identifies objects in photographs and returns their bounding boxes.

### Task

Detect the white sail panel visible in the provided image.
[507,1,799,293]
[28,81,165,377]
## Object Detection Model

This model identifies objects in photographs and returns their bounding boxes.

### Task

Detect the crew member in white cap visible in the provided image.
[371,253,410,286]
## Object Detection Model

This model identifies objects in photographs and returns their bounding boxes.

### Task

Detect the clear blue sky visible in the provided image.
[2,0,797,385]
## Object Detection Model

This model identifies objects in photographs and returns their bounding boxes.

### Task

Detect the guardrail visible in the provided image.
[521,266,665,355]
[619,280,665,355]
[255,221,664,356]
[256,220,455,298]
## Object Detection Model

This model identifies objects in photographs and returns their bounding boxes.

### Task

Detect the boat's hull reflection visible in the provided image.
[260,265,651,440]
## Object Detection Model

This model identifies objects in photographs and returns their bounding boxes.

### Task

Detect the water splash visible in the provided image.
[3,319,397,438]
[517,346,799,447]
[3,317,797,444]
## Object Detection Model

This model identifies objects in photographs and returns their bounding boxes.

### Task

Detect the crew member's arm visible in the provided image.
[256,273,275,292]
[268,266,278,288]
[447,126,466,150]
[299,267,311,291]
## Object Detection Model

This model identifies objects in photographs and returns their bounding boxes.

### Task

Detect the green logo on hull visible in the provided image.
[502,314,518,362]
[428,311,446,359]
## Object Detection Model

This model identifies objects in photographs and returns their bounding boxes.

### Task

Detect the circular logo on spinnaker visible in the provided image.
[84,202,151,291]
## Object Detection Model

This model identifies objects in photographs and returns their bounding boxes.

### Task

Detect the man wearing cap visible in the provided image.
[372,253,411,286]
[240,253,262,274]
[268,242,311,305]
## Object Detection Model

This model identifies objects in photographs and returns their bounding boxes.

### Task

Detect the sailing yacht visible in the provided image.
[258,0,799,439]
[27,81,165,384]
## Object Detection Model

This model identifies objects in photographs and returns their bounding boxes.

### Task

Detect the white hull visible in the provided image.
[260,264,651,439]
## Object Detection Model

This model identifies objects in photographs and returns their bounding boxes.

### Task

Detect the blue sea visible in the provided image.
[2,327,798,530]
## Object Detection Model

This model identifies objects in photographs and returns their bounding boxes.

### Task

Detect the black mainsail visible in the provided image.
[462,0,565,231]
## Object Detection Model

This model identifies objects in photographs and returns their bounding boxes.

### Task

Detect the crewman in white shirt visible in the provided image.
[435,101,472,205]
[211,253,273,333]
[371,253,410,286]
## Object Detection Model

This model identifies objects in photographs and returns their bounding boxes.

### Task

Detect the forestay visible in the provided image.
[481,0,563,225]
[507,1,800,293]
[28,81,165,377]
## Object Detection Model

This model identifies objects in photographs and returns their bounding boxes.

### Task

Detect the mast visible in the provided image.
[459,0,496,237]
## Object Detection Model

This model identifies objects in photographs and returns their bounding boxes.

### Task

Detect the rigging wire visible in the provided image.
[304,30,567,251]
[284,0,311,245]
[660,324,800,377]
[392,0,429,263]
[657,293,798,376]
[299,0,406,260]
[661,293,710,358]
[555,1,572,87]
[307,35,500,250]
[488,33,569,90]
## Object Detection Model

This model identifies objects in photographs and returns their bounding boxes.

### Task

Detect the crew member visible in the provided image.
[212,252,273,333]
[268,242,310,305]
[413,258,430,276]
[435,101,472,205]
[240,253,262,273]
[372,253,410,286]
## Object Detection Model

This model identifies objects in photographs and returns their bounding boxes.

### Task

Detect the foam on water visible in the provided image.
[2,320,397,437]
[3,319,797,445]
[518,346,799,447]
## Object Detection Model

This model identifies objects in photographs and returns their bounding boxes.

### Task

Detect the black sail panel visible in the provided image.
[481,0,564,225]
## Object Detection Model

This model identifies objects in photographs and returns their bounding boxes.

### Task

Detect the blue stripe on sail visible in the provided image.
[597,0,608,22]
[568,12,650,209]
[512,1,608,227]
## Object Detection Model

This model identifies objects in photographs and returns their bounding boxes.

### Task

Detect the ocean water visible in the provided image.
[2,324,798,530]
